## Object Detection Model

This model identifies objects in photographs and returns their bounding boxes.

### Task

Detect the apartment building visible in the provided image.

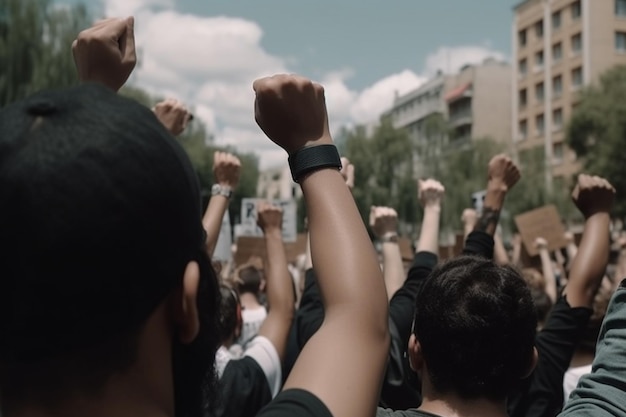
[256,165,301,200]
[512,0,626,184]
[384,59,512,174]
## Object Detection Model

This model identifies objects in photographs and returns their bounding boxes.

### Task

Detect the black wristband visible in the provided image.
[288,144,342,183]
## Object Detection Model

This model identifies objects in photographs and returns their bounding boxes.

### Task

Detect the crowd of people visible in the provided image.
[2,15,626,417]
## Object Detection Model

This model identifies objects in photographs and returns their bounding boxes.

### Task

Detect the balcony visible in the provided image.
[449,110,473,127]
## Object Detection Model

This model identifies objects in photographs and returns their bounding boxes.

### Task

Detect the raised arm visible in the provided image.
[202,152,240,257]
[416,179,444,254]
[462,209,477,241]
[370,206,403,301]
[564,174,615,308]
[253,74,389,417]
[256,202,295,362]
[72,17,136,91]
[535,237,558,304]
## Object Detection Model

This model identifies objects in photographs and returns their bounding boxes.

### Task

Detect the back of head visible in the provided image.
[218,285,242,341]
[414,256,537,402]
[0,84,219,408]
[236,265,264,296]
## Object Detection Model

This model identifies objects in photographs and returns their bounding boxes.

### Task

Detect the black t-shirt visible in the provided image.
[257,389,332,417]
[212,356,272,417]
[377,407,443,417]
[507,297,592,417]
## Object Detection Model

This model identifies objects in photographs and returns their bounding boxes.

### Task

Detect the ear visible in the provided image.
[522,347,539,379]
[173,261,201,344]
[408,334,424,372]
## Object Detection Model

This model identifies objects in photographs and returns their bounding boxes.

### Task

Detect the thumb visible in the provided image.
[122,16,136,64]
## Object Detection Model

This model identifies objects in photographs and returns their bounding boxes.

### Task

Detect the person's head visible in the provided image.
[0,84,221,417]
[218,285,243,343]
[409,256,538,403]
[235,264,265,296]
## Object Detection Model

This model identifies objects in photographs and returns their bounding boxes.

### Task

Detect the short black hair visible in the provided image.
[0,84,217,408]
[218,285,241,341]
[414,256,537,401]
[236,265,264,295]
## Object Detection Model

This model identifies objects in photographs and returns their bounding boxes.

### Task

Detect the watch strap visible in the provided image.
[288,144,342,183]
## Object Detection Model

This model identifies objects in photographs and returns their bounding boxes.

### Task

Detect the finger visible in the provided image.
[122,16,136,63]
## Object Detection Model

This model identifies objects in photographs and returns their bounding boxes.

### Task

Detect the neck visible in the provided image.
[239,292,261,309]
[420,385,508,417]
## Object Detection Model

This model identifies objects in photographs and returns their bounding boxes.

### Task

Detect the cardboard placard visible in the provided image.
[240,198,297,242]
[514,205,568,257]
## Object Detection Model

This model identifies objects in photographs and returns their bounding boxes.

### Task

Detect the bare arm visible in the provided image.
[416,179,444,254]
[535,237,558,303]
[370,206,403,300]
[493,231,510,266]
[253,74,389,417]
[256,202,295,361]
[473,155,520,237]
[462,209,477,241]
[202,152,240,257]
[564,175,615,308]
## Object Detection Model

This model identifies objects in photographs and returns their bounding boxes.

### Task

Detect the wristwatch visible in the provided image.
[211,184,233,199]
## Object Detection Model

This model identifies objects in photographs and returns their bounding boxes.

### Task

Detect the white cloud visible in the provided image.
[101,0,506,171]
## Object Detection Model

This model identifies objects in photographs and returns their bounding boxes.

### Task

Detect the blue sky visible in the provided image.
[76,0,520,168]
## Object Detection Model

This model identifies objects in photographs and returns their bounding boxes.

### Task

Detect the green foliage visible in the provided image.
[0,0,90,107]
[567,65,626,218]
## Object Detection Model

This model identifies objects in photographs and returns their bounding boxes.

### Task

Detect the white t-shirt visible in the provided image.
[215,335,282,398]
[237,306,268,347]
[563,364,592,404]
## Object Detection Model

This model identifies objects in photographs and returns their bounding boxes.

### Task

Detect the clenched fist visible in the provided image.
[72,17,136,91]
[340,157,355,189]
[487,155,521,192]
[253,74,332,154]
[257,201,283,234]
[369,206,398,239]
[153,99,193,136]
[213,152,241,189]
[571,174,615,219]
[461,208,478,227]
[418,179,445,208]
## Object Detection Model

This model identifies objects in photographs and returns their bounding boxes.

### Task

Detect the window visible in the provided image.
[519,89,528,108]
[536,114,545,135]
[519,58,528,75]
[535,82,545,102]
[519,29,527,47]
[553,42,563,62]
[553,108,563,130]
[572,1,581,19]
[572,67,583,87]
[554,142,564,162]
[617,32,626,51]
[553,75,563,97]
[617,0,626,16]
[571,33,582,55]
[535,50,544,69]
[552,11,562,29]
[519,119,528,140]
[535,20,544,38]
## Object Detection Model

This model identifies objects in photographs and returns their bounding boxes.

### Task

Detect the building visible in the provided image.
[512,0,626,186]
[256,165,301,200]
[384,59,512,175]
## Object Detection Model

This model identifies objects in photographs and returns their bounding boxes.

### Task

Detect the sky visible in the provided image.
[74,0,521,169]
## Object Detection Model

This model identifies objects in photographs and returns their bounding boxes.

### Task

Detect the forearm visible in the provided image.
[566,242,578,261]
[493,233,510,265]
[202,196,229,257]
[417,205,441,254]
[565,213,610,308]
[264,230,295,316]
[539,249,558,303]
[474,182,506,236]
[382,242,405,301]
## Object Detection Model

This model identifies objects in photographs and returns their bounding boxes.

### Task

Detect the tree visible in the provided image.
[567,64,626,218]
[0,0,90,107]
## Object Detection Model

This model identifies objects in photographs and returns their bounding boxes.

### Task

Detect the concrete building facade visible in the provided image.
[512,0,626,185]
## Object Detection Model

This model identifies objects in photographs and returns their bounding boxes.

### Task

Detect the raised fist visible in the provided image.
[213,152,241,188]
[369,206,398,239]
[534,237,548,251]
[418,179,445,208]
[72,17,136,91]
[253,74,332,154]
[564,231,575,243]
[571,174,615,219]
[487,155,521,191]
[257,201,283,234]
[461,208,478,226]
[153,99,193,136]
[340,157,355,189]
